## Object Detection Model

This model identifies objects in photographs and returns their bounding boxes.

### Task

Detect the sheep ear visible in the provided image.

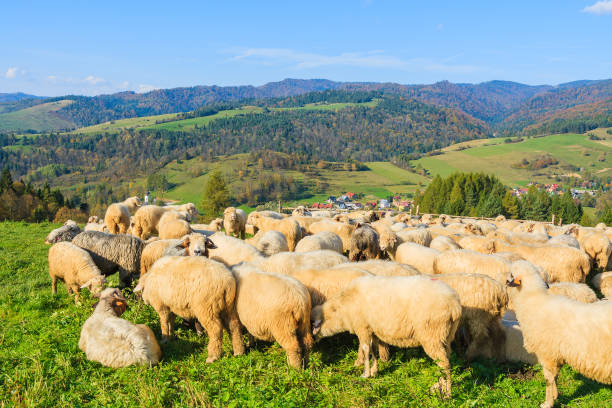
[181,237,190,248]
[205,239,217,249]
[506,277,521,287]
[355,222,363,229]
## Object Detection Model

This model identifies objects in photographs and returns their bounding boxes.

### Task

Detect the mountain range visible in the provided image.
[1,78,611,134]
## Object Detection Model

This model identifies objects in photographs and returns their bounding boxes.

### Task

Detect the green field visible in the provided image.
[0,100,75,132]
[412,132,612,187]
[70,113,182,134]
[2,222,611,407]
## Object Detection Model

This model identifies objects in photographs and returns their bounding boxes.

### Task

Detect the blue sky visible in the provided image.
[1,1,611,96]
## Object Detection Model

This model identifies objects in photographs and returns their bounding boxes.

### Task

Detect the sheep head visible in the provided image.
[80,275,107,297]
[182,234,217,257]
[97,287,128,316]
[505,261,549,293]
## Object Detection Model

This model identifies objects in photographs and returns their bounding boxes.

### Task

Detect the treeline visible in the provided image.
[0,167,88,222]
[0,95,489,184]
[414,172,584,224]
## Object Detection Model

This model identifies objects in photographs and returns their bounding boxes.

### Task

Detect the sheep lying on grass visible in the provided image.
[104,197,141,234]
[72,231,144,288]
[79,288,161,368]
[506,261,612,408]
[135,256,244,362]
[45,220,81,244]
[49,242,106,303]
[311,275,461,398]
[231,263,313,368]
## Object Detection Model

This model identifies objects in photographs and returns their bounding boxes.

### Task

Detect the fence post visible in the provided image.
[551,214,555,225]
[416,205,420,215]
[278,200,281,213]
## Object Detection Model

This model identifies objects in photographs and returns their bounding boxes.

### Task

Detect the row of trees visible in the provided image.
[414,172,585,223]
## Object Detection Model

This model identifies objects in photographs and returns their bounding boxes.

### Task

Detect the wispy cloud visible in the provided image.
[5,67,18,79]
[84,75,105,85]
[229,48,482,74]
[582,1,612,15]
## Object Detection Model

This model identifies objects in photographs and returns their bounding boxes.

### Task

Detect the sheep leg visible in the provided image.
[246,333,256,348]
[422,342,452,399]
[51,276,57,294]
[202,318,224,363]
[276,329,302,369]
[158,309,175,343]
[355,347,365,366]
[299,325,314,368]
[226,311,245,356]
[73,286,81,304]
[540,360,560,408]
[370,336,379,376]
[377,341,390,362]
[356,332,374,378]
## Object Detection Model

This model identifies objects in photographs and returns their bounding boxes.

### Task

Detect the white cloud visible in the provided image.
[583,1,612,15]
[137,84,157,93]
[84,75,105,85]
[121,81,129,88]
[229,48,481,74]
[5,67,18,79]
[436,23,444,31]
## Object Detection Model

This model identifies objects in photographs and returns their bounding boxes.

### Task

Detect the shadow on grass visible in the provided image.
[557,371,610,406]
[161,336,205,362]
[314,333,360,365]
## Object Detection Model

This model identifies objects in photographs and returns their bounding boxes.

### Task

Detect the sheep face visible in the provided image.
[210,218,223,231]
[80,276,107,297]
[181,235,217,257]
[184,203,199,217]
[505,261,549,292]
[99,288,128,316]
[310,303,343,339]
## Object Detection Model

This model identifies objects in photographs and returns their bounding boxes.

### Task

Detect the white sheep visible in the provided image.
[135,256,245,362]
[506,260,612,408]
[294,231,344,254]
[79,288,161,368]
[429,235,462,252]
[208,232,264,266]
[248,213,302,251]
[393,242,440,274]
[223,207,247,239]
[104,197,141,234]
[247,230,289,256]
[432,249,512,284]
[48,242,106,303]
[336,260,420,277]
[547,282,598,303]
[311,275,462,398]
[308,220,357,253]
[231,263,313,368]
[255,250,348,275]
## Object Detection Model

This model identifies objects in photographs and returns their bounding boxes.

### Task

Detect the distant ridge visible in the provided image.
[0,92,44,103]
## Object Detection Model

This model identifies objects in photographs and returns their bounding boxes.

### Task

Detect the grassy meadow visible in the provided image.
[0,100,75,132]
[412,132,612,187]
[1,221,612,407]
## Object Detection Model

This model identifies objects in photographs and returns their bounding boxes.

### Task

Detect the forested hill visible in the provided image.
[1,78,611,134]
[0,94,488,184]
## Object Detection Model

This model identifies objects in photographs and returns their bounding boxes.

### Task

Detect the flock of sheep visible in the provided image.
[44,197,612,408]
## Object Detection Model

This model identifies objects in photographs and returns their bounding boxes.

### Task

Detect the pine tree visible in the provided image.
[201,171,231,220]
[0,167,13,193]
[502,191,520,219]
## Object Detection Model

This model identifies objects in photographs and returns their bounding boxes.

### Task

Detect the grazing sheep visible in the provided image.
[506,261,612,408]
[291,206,311,217]
[208,233,264,266]
[255,250,348,276]
[547,234,580,248]
[432,250,511,284]
[247,230,289,256]
[391,222,408,232]
[139,234,217,276]
[158,216,193,240]
[578,232,612,270]
[231,263,313,367]
[246,211,284,225]
[45,220,81,244]
[395,227,432,248]
[49,242,106,302]
[488,229,550,246]
[430,235,462,252]
[311,275,461,397]
[72,231,145,288]
[131,205,172,239]
[308,220,357,253]
[248,213,302,251]
[347,210,378,223]
[336,260,420,277]
[290,265,372,306]
[547,282,598,303]
[104,197,141,235]
[394,242,440,274]
[79,288,161,368]
[513,221,548,236]
[430,273,507,361]
[135,256,244,362]
[223,207,247,239]
[490,239,590,283]
[84,222,108,232]
[348,224,380,261]
[88,216,100,223]
[294,231,344,254]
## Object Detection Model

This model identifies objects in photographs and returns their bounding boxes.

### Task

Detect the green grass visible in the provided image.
[70,113,182,134]
[2,221,612,406]
[412,132,612,186]
[0,100,75,132]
